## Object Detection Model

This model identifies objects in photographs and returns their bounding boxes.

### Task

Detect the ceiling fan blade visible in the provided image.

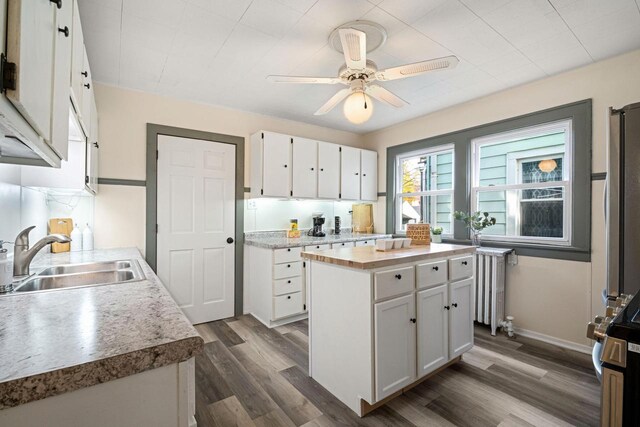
[365,85,408,108]
[267,75,343,84]
[339,28,366,70]
[375,55,460,81]
[314,88,352,115]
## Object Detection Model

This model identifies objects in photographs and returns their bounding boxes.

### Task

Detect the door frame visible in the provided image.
[146,123,245,316]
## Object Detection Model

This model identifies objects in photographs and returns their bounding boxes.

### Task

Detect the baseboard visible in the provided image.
[514,327,593,354]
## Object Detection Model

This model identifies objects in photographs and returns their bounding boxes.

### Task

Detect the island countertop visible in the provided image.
[0,248,203,409]
[302,243,476,269]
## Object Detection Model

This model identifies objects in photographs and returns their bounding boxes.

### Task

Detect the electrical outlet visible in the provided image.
[247,199,257,210]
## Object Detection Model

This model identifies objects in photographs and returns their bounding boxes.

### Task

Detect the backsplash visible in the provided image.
[244,198,368,232]
[0,164,94,254]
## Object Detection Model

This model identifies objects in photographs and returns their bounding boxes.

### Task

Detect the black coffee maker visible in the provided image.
[309,214,326,237]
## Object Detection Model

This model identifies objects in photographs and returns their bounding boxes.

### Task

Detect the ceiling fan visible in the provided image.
[267,22,460,124]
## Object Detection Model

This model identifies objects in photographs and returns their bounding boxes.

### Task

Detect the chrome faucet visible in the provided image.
[13,226,71,278]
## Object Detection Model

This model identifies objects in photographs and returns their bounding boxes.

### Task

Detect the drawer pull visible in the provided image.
[409,318,416,324]
[452,303,458,308]
[287,264,291,268]
[462,261,468,265]
[287,296,291,300]
[58,26,69,37]
[444,305,450,310]
[287,280,291,284]
[432,266,439,271]
[395,274,402,280]
[287,248,291,252]
[316,246,320,249]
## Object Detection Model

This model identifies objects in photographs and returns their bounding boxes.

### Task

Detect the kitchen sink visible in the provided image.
[11,259,145,294]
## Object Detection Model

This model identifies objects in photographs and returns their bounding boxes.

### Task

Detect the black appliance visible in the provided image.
[335,216,341,235]
[310,215,326,237]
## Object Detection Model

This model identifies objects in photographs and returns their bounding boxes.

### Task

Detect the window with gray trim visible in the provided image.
[386,99,592,261]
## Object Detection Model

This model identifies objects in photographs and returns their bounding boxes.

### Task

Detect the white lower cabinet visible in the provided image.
[331,241,355,249]
[374,294,416,400]
[449,278,474,358]
[417,285,449,376]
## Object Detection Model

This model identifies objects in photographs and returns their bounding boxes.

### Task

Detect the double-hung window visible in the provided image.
[470,120,573,245]
[395,145,454,235]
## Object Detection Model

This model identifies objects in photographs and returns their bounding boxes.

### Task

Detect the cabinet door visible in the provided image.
[449,278,474,358]
[85,96,99,194]
[80,46,92,135]
[6,0,57,141]
[340,146,361,200]
[70,0,84,115]
[317,142,340,199]
[374,293,416,401]
[417,285,449,377]
[262,132,291,197]
[292,137,317,198]
[50,0,73,160]
[360,149,377,201]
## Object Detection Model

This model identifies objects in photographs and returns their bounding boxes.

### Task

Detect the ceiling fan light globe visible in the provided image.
[343,92,373,124]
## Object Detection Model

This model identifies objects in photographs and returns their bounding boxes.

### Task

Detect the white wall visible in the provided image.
[92,84,366,252]
[364,49,640,349]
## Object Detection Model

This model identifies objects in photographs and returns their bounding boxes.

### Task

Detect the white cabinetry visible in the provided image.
[292,137,317,198]
[251,131,291,198]
[449,278,474,358]
[317,142,340,199]
[360,149,377,201]
[50,0,73,160]
[417,285,449,376]
[374,293,416,400]
[340,146,361,200]
[331,241,355,249]
[70,0,84,116]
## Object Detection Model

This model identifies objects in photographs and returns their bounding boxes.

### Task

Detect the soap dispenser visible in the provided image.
[0,241,13,293]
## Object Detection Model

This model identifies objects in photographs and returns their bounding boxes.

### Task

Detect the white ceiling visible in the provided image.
[79,0,640,133]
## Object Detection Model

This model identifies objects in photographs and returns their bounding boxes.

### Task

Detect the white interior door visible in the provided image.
[157,135,236,324]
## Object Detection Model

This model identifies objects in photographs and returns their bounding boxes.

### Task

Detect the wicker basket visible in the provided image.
[406,223,431,245]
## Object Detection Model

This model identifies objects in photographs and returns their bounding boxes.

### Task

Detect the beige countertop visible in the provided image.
[0,248,203,409]
[301,243,476,269]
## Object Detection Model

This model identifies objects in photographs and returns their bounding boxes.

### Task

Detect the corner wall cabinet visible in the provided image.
[0,0,98,167]
[250,130,377,202]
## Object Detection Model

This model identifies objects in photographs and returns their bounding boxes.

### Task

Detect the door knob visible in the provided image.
[226,237,234,244]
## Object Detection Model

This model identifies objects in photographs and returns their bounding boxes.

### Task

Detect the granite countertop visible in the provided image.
[245,231,392,249]
[302,243,476,269]
[0,248,204,409]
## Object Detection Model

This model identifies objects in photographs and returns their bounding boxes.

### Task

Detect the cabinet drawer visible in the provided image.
[273,292,303,320]
[449,256,474,281]
[416,260,448,289]
[331,241,355,249]
[273,276,302,296]
[274,247,302,264]
[304,244,331,251]
[374,266,415,301]
[273,261,302,279]
[355,239,376,247]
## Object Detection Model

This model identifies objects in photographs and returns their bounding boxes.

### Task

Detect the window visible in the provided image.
[395,145,454,234]
[471,120,572,245]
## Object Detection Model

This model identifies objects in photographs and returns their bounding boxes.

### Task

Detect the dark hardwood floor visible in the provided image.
[194,316,600,426]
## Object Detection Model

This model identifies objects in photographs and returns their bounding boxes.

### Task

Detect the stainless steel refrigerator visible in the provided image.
[607,102,640,299]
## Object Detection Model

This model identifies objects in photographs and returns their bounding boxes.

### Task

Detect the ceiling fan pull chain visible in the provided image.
[363,91,368,109]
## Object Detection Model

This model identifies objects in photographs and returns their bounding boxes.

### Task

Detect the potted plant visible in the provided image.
[431,226,443,243]
[453,211,497,246]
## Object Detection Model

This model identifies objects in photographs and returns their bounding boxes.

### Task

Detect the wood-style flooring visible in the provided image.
[194,316,600,427]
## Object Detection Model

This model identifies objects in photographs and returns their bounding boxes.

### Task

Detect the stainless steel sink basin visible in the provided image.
[38,260,133,276]
[11,259,145,294]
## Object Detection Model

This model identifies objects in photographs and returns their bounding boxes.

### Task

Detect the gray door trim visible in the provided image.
[146,123,245,317]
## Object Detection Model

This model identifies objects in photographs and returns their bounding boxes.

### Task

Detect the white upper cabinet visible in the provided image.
[79,46,92,136]
[50,0,73,160]
[292,137,317,199]
[6,0,57,142]
[86,94,99,193]
[252,131,291,198]
[340,146,361,200]
[317,142,340,199]
[449,278,474,358]
[70,0,84,116]
[360,149,377,201]
[250,131,377,201]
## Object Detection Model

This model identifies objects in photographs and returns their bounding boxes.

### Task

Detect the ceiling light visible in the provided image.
[538,159,557,173]
[343,92,373,124]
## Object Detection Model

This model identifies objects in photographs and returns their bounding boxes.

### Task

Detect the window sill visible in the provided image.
[441,238,590,262]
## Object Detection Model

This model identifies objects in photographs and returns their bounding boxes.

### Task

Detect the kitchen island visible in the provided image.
[302,243,476,416]
[0,248,203,427]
